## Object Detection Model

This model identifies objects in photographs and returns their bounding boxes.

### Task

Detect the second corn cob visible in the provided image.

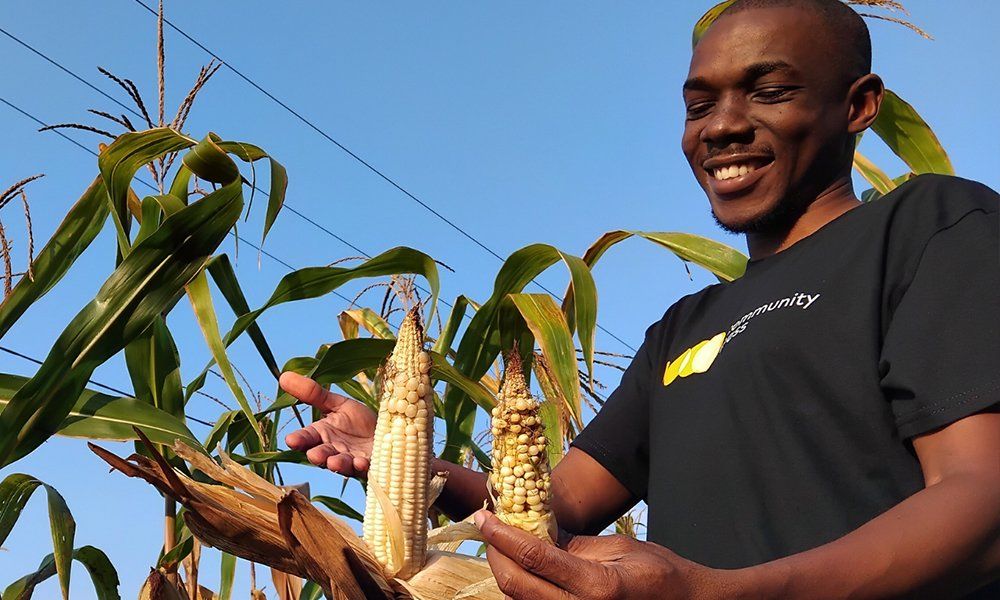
[489,351,557,543]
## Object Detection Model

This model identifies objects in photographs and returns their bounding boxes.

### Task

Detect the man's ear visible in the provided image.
[847,73,885,134]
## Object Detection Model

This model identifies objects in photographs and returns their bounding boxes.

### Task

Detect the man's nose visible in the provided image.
[699,96,753,146]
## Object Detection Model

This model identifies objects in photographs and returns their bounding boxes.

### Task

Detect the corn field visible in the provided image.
[0,1,955,598]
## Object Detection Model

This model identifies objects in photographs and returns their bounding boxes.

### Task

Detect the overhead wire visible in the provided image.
[0,344,215,427]
[122,1,638,352]
[0,25,458,320]
[0,96,365,424]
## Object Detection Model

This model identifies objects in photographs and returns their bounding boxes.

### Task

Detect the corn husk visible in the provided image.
[90,431,501,599]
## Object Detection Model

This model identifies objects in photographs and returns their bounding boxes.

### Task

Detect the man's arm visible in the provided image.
[432,447,636,534]
[739,408,1000,598]
[476,409,1000,600]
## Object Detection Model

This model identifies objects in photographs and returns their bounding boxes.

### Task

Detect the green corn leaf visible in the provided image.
[98,128,197,255]
[852,150,897,194]
[123,317,185,419]
[340,308,396,340]
[157,533,194,570]
[311,495,364,523]
[216,141,288,245]
[0,474,75,599]
[508,294,581,426]
[310,338,396,384]
[168,163,194,203]
[0,473,43,546]
[537,394,565,467]
[442,244,596,463]
[300,581,324,600]
[692,0,737,47]
[336,378,376,412]
[498,298,536,376]
[219,552,237,600]
[207,255,280,378]
[430,351,495,414]
[132,196,162,246]
[228,450,309,466]
[431,295,469,356]
[185,247,440,401]
[0,374,201,449]
[1,545,119,600]
[185,271,265,446]
[581,230,747,282]
[298,338,495,418]
[872,89,954,175]
[203,410,239,452]
[0,176,109,341]
[0,135,244,467]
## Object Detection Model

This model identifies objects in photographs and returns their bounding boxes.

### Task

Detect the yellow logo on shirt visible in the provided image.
[662,332,726,387]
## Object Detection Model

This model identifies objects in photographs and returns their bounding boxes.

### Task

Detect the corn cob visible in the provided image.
[363,307,434,579]
[489,351,557,543]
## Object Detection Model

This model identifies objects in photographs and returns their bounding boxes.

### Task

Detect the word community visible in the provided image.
[725,292,821,344]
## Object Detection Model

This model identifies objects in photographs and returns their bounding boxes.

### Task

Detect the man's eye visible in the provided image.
[753,87,794,102]
[686,102,713,119]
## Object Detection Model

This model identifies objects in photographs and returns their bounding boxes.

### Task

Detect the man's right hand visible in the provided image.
[279,371,376,477]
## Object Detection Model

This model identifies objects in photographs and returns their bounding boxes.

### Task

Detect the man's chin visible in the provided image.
[710,201,799,235]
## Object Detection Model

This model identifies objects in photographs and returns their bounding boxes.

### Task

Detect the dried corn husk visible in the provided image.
[90,432,501,599]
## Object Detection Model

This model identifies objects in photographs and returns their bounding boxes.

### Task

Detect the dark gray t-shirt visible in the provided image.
[572,174,999,596]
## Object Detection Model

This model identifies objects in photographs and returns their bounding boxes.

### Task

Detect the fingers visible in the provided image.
[285,425,322,451]
[475,510,594,596]
[485,543,575,600]
[303,442,359,476]
[279,372,349,413]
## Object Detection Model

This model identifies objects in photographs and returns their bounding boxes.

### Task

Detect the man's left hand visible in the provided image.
[474,509,738,600]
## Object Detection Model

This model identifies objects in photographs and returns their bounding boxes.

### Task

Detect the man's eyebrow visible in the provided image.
[744,60,796,81]
[682,76,713,92]
[682,60,798,93]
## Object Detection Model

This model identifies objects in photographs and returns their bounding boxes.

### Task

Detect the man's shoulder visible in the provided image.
[876,174,998,226]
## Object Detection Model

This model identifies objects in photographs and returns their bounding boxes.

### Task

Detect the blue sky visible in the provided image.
[1,1,997,597]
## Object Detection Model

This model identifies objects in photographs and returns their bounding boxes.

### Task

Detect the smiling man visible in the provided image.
[279,0,1000,597]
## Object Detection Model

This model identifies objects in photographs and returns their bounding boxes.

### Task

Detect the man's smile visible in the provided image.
[703,154,775,196]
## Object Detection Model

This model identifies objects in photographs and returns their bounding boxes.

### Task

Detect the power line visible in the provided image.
[0,344,214,427]
[0,26,453,319]
[0,97,374,417]
[0,25,370,260]
[3,18,637,352]
[1,95,357,303]
[123,0,637,353]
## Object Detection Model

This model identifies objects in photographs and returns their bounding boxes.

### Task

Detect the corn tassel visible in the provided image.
[490,351,557,543]
[363,307,434,579]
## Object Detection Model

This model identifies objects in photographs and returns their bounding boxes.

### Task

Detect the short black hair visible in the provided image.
[714,0,872,83]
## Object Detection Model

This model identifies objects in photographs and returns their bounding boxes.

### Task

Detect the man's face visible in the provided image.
[681,7,854,234]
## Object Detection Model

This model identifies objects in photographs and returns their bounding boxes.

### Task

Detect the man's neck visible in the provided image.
[746,178,861,260]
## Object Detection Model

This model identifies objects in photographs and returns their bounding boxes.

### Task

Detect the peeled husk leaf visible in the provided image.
[90,432,501,599]
[271,567,302,600]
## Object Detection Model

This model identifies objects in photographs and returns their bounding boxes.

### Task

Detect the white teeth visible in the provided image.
[712,163,756,180]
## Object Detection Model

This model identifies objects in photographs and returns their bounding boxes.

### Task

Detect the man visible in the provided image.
[281,0,1000,597]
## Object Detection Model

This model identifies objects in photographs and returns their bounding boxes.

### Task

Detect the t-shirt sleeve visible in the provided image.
[880,207,1000,439]
[570,322,659,500]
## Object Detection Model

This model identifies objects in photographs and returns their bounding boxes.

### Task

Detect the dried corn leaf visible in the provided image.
[427,521,484,551]
[427,472,449,510]
[454,577,501,600]
[366,476,406,578]
[270,567,302,600]
[406,552,503,600]
[276,491,386,600]
[91,438,504,599]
